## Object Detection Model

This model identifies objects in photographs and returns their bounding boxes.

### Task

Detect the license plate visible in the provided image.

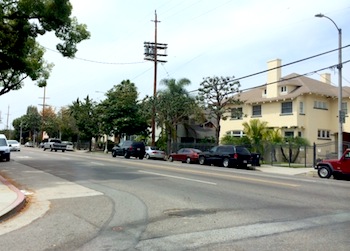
[137,148,140,150]
[243,160,247,163]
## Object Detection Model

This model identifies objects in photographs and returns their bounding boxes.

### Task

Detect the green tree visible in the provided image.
[0,0,90,95]
[197,76,241,144]
[57,106,78,141]
[156,78,198,153]
[13,106,41,143]
[97,80,148,142]
[69,96,99,151]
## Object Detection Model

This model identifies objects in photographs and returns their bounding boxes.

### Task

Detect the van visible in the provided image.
[0,134,10,161]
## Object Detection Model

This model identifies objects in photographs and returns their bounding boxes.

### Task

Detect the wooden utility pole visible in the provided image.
[144,10,168,146]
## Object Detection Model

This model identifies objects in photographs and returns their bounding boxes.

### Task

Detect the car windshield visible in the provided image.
[8,140,18,144]
[0,138,7,146]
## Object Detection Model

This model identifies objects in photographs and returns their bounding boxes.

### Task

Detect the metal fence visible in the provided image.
[171,141,350,167]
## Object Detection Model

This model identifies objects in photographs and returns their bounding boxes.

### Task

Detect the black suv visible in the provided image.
[111,140,145,159]
[198,145,251,168]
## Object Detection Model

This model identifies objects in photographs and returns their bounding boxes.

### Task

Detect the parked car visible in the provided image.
[145,146,165,160]
[168,148,202,164]
[198,145,252,168]
[62,141,74,151]
[111,140,145,159]
[0,134,10,161]
[315,148,350,179]
[8,140,21,151]
[24,141,34,147]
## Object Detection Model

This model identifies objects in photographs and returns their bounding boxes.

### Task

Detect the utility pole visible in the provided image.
[144,10,168,146]
[38,86,49,141]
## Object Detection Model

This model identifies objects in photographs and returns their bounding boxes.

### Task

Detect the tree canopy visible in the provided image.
[0,0,90,95]
[197,76,241,143]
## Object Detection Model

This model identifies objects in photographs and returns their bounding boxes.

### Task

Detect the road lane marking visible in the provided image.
[136,211,350,250]
[138,170,217,185]
[45,153,300,188]
[136,162,300,188]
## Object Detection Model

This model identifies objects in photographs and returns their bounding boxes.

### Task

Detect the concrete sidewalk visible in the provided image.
[0,162,316,223]
[0,174,26,222]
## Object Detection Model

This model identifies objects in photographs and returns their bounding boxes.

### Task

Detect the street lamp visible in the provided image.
[315,13,343,158]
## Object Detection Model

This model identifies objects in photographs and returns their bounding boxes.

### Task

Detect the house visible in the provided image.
[177,117,216,143]
[220,59,350,150]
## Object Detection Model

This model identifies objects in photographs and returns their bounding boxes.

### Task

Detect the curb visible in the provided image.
[0,175,26,222]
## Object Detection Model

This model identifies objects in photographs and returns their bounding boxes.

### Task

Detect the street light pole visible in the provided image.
[315,13,343,158]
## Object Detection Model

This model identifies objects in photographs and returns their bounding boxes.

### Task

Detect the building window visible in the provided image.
[298,131,302,137]
[342,102,348,114]
[226,130,245,137]
[314,100,328,110]
[318,129,330,139]
[252,105,261,117]
[299,102,305,114]
[284,131,294,138]
[281,101,293,114]
[281,86,287,93]
[231,107,243,120]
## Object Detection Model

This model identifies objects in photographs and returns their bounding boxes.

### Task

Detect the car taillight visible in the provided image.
[233,153,238,159]
[129,146,133,150]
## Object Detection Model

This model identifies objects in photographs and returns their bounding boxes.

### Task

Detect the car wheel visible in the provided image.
[222,158,230,167]
[318,165,332,179]
[124,151,130,159]
[199,156,206,165]
[5,156,10,162]
[186,157,191,164]
[168,156,173,162]
[145,154,150,159]
[139,155,144,160]
[112,151,117,157]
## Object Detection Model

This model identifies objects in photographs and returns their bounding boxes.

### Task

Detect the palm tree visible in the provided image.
[242,119,270,153]
[156,78,196,153]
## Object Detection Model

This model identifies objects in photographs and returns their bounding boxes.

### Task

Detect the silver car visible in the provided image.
[8,140,21,151]
[145,146,166,160]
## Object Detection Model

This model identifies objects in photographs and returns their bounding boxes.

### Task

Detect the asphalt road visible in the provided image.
[0,147,349,251]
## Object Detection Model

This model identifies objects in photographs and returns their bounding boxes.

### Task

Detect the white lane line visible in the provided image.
[90,162,105,166]
[138,170,217,185]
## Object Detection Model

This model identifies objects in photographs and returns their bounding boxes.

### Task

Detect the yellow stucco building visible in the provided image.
[220,59,350,149]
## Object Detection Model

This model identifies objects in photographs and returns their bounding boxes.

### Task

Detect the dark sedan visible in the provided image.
[168,148,202,164]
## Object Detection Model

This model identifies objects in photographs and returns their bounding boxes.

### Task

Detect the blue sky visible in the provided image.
[1,0,350,129]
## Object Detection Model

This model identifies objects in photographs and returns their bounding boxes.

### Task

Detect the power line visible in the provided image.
[240,59,350,92]
[43,46,146,65]
[231,44,350,82]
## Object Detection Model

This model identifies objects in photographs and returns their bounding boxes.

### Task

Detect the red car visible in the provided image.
[168,148,202,164]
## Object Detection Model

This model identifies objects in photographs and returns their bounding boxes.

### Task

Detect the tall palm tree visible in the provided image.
[156,78,195,153]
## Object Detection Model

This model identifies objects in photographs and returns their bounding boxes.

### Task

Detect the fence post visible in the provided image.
[313,142,316,167]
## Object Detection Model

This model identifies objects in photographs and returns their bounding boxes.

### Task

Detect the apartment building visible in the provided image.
[220,59,350,147]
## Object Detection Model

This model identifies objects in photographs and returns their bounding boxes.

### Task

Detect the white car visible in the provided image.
[62,141,74,151]
[145,146,166,160]
[8,140,21,151]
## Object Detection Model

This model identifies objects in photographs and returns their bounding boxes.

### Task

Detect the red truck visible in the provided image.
[315,149,350,179]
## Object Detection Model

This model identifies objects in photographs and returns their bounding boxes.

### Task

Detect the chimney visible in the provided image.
[266,59,281,98]
[320,73,331,85]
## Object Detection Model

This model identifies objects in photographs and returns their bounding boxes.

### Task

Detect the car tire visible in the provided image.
[186,157,191,164]
[222,158,230,167]
[199,156,206,165]
[168,156,173,162]
[318,165,332,179]
[139,155,144,160]
[112,151,117,157]
[124,151,130,159]
[145,154,150,159]
[5,156,10,162]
